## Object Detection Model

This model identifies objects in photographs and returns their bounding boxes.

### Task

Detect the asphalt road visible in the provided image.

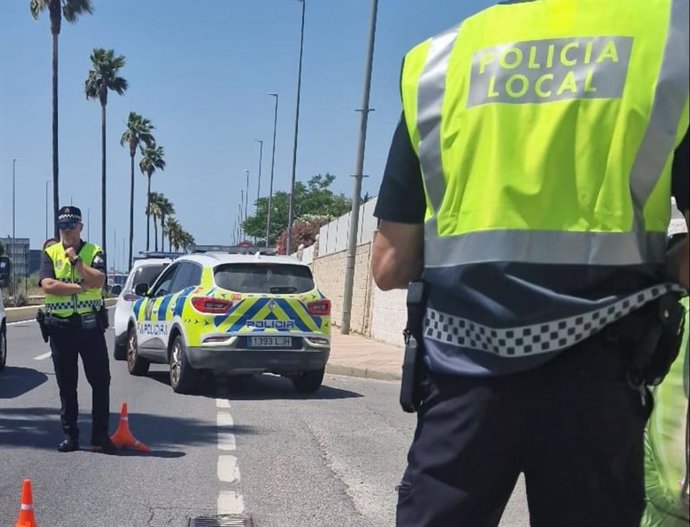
[0,315,529,527]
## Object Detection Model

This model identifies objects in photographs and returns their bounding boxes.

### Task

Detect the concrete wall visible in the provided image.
[312,243,374,335]
[370,286,407,346]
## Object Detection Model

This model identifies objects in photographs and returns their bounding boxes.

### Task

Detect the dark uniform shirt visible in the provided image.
[375,115,690,223]
[39,241,106,286]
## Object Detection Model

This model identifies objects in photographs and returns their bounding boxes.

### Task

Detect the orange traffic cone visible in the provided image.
[110,402,150,454]
[15,479,37,527]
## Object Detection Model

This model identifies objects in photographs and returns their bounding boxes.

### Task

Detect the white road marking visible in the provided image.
[33,352,52,361]
[217,411,237,451]
[218,490,245,514]
[218,455,241,482]
[216,399,231,409]
[7,320,36,327]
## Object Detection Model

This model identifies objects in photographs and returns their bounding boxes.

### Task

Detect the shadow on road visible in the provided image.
[146,370,364,401]
[0,367,49,399]
[0,406,258,455]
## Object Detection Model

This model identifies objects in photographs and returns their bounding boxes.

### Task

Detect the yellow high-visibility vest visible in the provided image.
[400,0,688,372]
[44,242,104,318]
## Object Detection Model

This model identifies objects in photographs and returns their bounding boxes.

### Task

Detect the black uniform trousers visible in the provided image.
[49,323,111,444]
[396,331,652,527]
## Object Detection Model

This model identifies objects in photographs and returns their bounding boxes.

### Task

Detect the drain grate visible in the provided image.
[188,514,254,527]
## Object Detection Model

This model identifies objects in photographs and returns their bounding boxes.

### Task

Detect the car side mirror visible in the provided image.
[110,284,123,295]
[134,283,150,297]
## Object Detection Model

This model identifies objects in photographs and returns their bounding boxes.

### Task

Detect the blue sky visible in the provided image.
[0,0,493,269]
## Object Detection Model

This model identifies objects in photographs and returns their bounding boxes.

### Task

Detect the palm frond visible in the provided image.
[62,0,93,24]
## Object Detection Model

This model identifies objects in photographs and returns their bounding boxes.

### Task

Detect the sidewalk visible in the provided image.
[327,332,404,381]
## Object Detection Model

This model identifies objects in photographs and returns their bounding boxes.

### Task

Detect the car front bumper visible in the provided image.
[186,345,330,374]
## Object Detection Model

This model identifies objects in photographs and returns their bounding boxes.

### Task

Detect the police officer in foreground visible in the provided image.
[39,206,116,454]
[372,0,689,525]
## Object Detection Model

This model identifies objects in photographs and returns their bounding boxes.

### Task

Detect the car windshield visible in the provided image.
[214,263,315,294]
[131,264,168,290]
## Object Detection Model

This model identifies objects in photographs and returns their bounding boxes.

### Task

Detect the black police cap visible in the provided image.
[57,206,82,223]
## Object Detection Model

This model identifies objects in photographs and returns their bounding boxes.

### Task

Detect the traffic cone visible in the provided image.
[15,479,37,527]
[110,402,150,454]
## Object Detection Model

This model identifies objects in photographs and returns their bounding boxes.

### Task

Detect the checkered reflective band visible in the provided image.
[424,284,684,357]
[45,301,75,313]
[77,299,104,310]
[46,298,103,313]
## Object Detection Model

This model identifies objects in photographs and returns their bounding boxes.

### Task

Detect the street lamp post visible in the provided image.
[254,140,264,245]
[341,0,379,334]
[266,93,279,246]
[45,180,50,240]
[12,158,18,302]
[244,170,250,242]
[286,0,306,255]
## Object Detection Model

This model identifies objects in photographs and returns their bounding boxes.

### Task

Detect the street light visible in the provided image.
[12,158,18,303]
[45,180,50,240]
[254,140,264,206]
[244,169,250,241]
[341,0,379,334]
[286,0,306,255]
[266,93,279,246]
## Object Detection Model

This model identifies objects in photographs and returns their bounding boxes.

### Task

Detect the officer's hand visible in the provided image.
[65,247,77,262]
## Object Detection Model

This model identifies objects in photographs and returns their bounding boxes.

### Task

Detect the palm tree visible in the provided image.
[146,192,163,251]
[85,48,127,255]
[157,194,175,252]
[31,0,94,238]
[120,112,154,268]
[166,218,183,252]
[139,144,166,251]
[181,231,195,251]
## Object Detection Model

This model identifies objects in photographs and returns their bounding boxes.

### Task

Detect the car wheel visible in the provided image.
[291,368,325,394]
[0,325,6,372]
[169,334,199,394]
[113,340,127,361]
[126,325,149,376]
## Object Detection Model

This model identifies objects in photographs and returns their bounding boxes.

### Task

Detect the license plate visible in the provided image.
[248,336,292,348]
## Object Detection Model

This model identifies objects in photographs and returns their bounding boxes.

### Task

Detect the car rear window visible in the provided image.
[131,264,168,289]
[214,263,315,294]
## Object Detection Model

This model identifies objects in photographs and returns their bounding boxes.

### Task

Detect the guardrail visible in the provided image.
[4,298,117,323]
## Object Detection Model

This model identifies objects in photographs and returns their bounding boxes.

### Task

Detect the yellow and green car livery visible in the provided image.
[126,253,331,394]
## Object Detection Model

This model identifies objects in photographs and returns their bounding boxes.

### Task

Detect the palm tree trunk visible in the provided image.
[51,30,60,239]
[153,219,159,251]
[101,103,107,252]
[128,154,135,269]
[160,214,165,252]
[146,175,151,251]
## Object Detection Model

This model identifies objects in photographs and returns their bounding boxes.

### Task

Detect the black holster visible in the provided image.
[97,305,109,332]
[36,308,50,343]
[619,292,687,387]
[400,281,428,413]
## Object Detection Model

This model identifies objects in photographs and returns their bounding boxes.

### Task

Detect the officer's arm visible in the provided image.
[40,279,82,296]
[372,220,423,291]
[76,260,105,289]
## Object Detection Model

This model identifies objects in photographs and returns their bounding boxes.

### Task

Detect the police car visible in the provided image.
[112,256,173,360]
[124,250,331,394]
[0,289,6,372]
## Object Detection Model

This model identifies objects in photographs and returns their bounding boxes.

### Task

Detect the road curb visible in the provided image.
[5,299,117,323]
[326,363,401,382]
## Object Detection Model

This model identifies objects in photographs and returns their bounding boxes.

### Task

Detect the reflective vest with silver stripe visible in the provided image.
[400,0,688,372]
[44,242,104,317]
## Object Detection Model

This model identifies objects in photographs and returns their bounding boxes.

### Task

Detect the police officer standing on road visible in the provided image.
[39,206,117,454]
[372,1,689,525]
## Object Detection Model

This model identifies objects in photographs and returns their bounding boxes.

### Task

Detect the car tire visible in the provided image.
[169,334,199,394]
[126,325,150,376]
[0,324,6,372]
[113,340,127,361]
[291,368,325,394]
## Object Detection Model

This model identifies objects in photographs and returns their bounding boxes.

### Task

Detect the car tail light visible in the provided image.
[191,297,233,314]
[123,292,139,302]
[307,299,331,316]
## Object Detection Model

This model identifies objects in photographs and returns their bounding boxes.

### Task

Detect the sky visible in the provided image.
[0,0,494,269]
